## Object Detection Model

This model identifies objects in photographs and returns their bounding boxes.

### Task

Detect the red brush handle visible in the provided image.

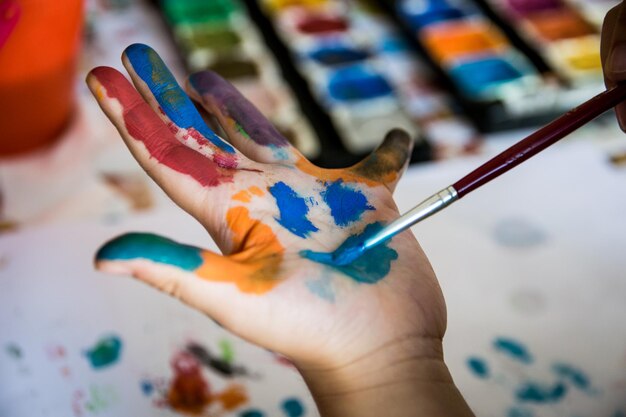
[453,84,626,198]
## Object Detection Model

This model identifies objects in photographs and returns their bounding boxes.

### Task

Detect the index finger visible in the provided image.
[87,67,237,216]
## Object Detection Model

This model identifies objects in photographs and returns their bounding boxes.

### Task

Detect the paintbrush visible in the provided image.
[333,84,626,265]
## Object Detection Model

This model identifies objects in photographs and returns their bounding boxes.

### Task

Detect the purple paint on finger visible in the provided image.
[189,71,290,148]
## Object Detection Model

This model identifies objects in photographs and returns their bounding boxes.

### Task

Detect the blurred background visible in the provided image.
[1,1,626,416]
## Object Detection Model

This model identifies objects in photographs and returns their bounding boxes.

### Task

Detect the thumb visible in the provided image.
[95,233,283,317]
[348,129,414,193]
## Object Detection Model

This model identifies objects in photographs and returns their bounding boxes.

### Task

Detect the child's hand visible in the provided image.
[602,0,626,130]
[87,44,446,380]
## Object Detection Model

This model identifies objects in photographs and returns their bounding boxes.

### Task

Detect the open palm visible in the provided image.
[88,44,446,369]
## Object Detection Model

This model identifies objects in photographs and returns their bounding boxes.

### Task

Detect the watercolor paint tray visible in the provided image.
[384,0,612,131]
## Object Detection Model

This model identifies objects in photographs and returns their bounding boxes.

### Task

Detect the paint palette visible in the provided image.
[482,0,610,85]
[152,0,618,163]
[156,0,321,159]
[258,0,483,159]
[392,0,616,130]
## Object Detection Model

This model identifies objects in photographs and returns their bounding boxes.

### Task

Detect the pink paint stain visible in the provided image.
[91,67,236,188]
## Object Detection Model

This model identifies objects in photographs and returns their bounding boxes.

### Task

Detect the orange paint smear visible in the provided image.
[232,186,265,203]
[215,384,248,410]
[195,206,284,294]
[422,21,508,63]
[232,190,252,203]
[296,156,397,186]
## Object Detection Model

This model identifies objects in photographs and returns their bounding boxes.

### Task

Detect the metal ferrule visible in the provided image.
[362,186,458,250]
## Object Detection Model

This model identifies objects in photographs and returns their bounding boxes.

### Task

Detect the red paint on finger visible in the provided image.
[90,67,235,187]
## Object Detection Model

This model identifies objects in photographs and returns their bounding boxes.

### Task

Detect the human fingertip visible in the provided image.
[94,259,133,276]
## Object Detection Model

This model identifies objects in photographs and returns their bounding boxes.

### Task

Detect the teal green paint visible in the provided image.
[305,276,335,302]
[493,337,532,364]
[507,406,533,417]
[281,398,305,417]
[515,381,566,403]
[300,222,398,284]
[5,343,22,359]
[240,410,265,417]
[552,363,591,391]
[85,336,123,369]
[96,233,204,271]
[467,357,489,379]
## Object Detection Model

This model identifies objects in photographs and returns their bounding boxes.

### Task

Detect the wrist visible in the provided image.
[295,335,474,417]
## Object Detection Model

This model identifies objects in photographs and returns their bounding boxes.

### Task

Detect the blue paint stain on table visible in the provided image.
[493,337,533,364]
[507,406,534,417]
[552,363,592,391]
[515,381,567,403]
[140,380,154,396]
[269,182,318,238]
[240,410,265,417]
[321,180,374,227]
[85,335,123,369]
[467,356,489,378]
[281,397,305,417]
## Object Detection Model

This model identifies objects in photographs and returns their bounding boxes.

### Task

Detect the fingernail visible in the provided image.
[95,260,133,276]
[608,44,626,76]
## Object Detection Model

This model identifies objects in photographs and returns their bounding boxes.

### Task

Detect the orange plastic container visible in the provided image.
[0,0,83,156]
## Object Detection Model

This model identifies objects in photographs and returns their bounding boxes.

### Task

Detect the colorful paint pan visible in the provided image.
[265,0,329,11]
[208,58,259,79]
[175,25,242,53]
[504,0,564,17]
[399,0,466,30]
[308,42,370,66]
[546,35,603,83]
[421,20,509,63]
[295,13,349,35]
[161,0,238,24]
[327,64,394,102]
[524,9,595,42]
[449,55,527,99]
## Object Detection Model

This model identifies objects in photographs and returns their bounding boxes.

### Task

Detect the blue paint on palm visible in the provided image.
[269,182,319,238]
[515,381,567,403]
[321,180,374,227]
[125,43,235,154]
[300,222,398,283]
[96,233,203,271]
[467,357,489,378]
[281,398,305,417]
[494,337,533,364]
